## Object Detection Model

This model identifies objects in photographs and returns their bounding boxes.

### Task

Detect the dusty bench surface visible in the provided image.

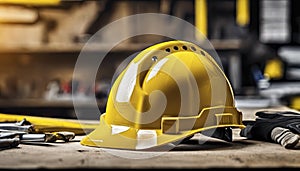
[1,106,300,170]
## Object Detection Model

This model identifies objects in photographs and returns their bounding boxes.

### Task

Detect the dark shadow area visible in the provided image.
[171,138,256,151]
[21,142,55,147]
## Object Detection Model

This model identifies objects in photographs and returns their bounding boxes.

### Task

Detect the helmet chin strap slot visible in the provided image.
[161,106,244,135]
[215,113,233,125]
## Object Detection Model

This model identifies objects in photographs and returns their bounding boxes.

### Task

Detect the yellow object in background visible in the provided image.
[0,0,60,6]
[0,113,98,135]
[0,6,38,23]
[236,0,249,26]
[264,58,283,80]
[290,96,300,111]
[195,0,207,40]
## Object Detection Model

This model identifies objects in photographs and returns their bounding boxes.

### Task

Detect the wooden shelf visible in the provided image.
[210,39,241,50]
[0,40,241,54]
[0,99,105,108]
[0,43,151,54]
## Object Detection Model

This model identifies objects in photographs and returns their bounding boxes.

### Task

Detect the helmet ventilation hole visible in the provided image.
[165,48,171,52]
[173,46,179,50]
[200,51,205,56]
[152,56,158,62]
[182,46,188,50]
[191,46,196,51]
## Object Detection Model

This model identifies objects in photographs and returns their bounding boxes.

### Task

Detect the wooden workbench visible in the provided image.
[1,106,300,170]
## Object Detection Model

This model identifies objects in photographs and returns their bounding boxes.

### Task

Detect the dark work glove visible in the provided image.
[240,110,300,143]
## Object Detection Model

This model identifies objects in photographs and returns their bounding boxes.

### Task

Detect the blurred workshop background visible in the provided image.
[0,0,299,119]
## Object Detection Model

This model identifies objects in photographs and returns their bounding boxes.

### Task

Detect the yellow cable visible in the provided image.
[195,0,207,40]
[0,113,98,135]
[236,0,250,26]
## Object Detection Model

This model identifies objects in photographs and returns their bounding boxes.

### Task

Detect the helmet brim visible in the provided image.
[80,113,205,151]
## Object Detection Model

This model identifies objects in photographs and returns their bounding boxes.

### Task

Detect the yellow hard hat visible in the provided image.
[80,40,245,150]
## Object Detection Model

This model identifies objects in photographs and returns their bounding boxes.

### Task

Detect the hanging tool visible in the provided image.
[236,0,250,27]
[195,0,207,40]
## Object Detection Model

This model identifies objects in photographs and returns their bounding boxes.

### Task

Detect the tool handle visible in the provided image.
[0,138,20,149]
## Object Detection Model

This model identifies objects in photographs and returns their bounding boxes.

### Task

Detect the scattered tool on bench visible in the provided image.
[0,113,98,135]
[0,118,77,150]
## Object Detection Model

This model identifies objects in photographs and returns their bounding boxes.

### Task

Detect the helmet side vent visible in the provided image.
[190,46,196,51]
[200,50,206,56]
